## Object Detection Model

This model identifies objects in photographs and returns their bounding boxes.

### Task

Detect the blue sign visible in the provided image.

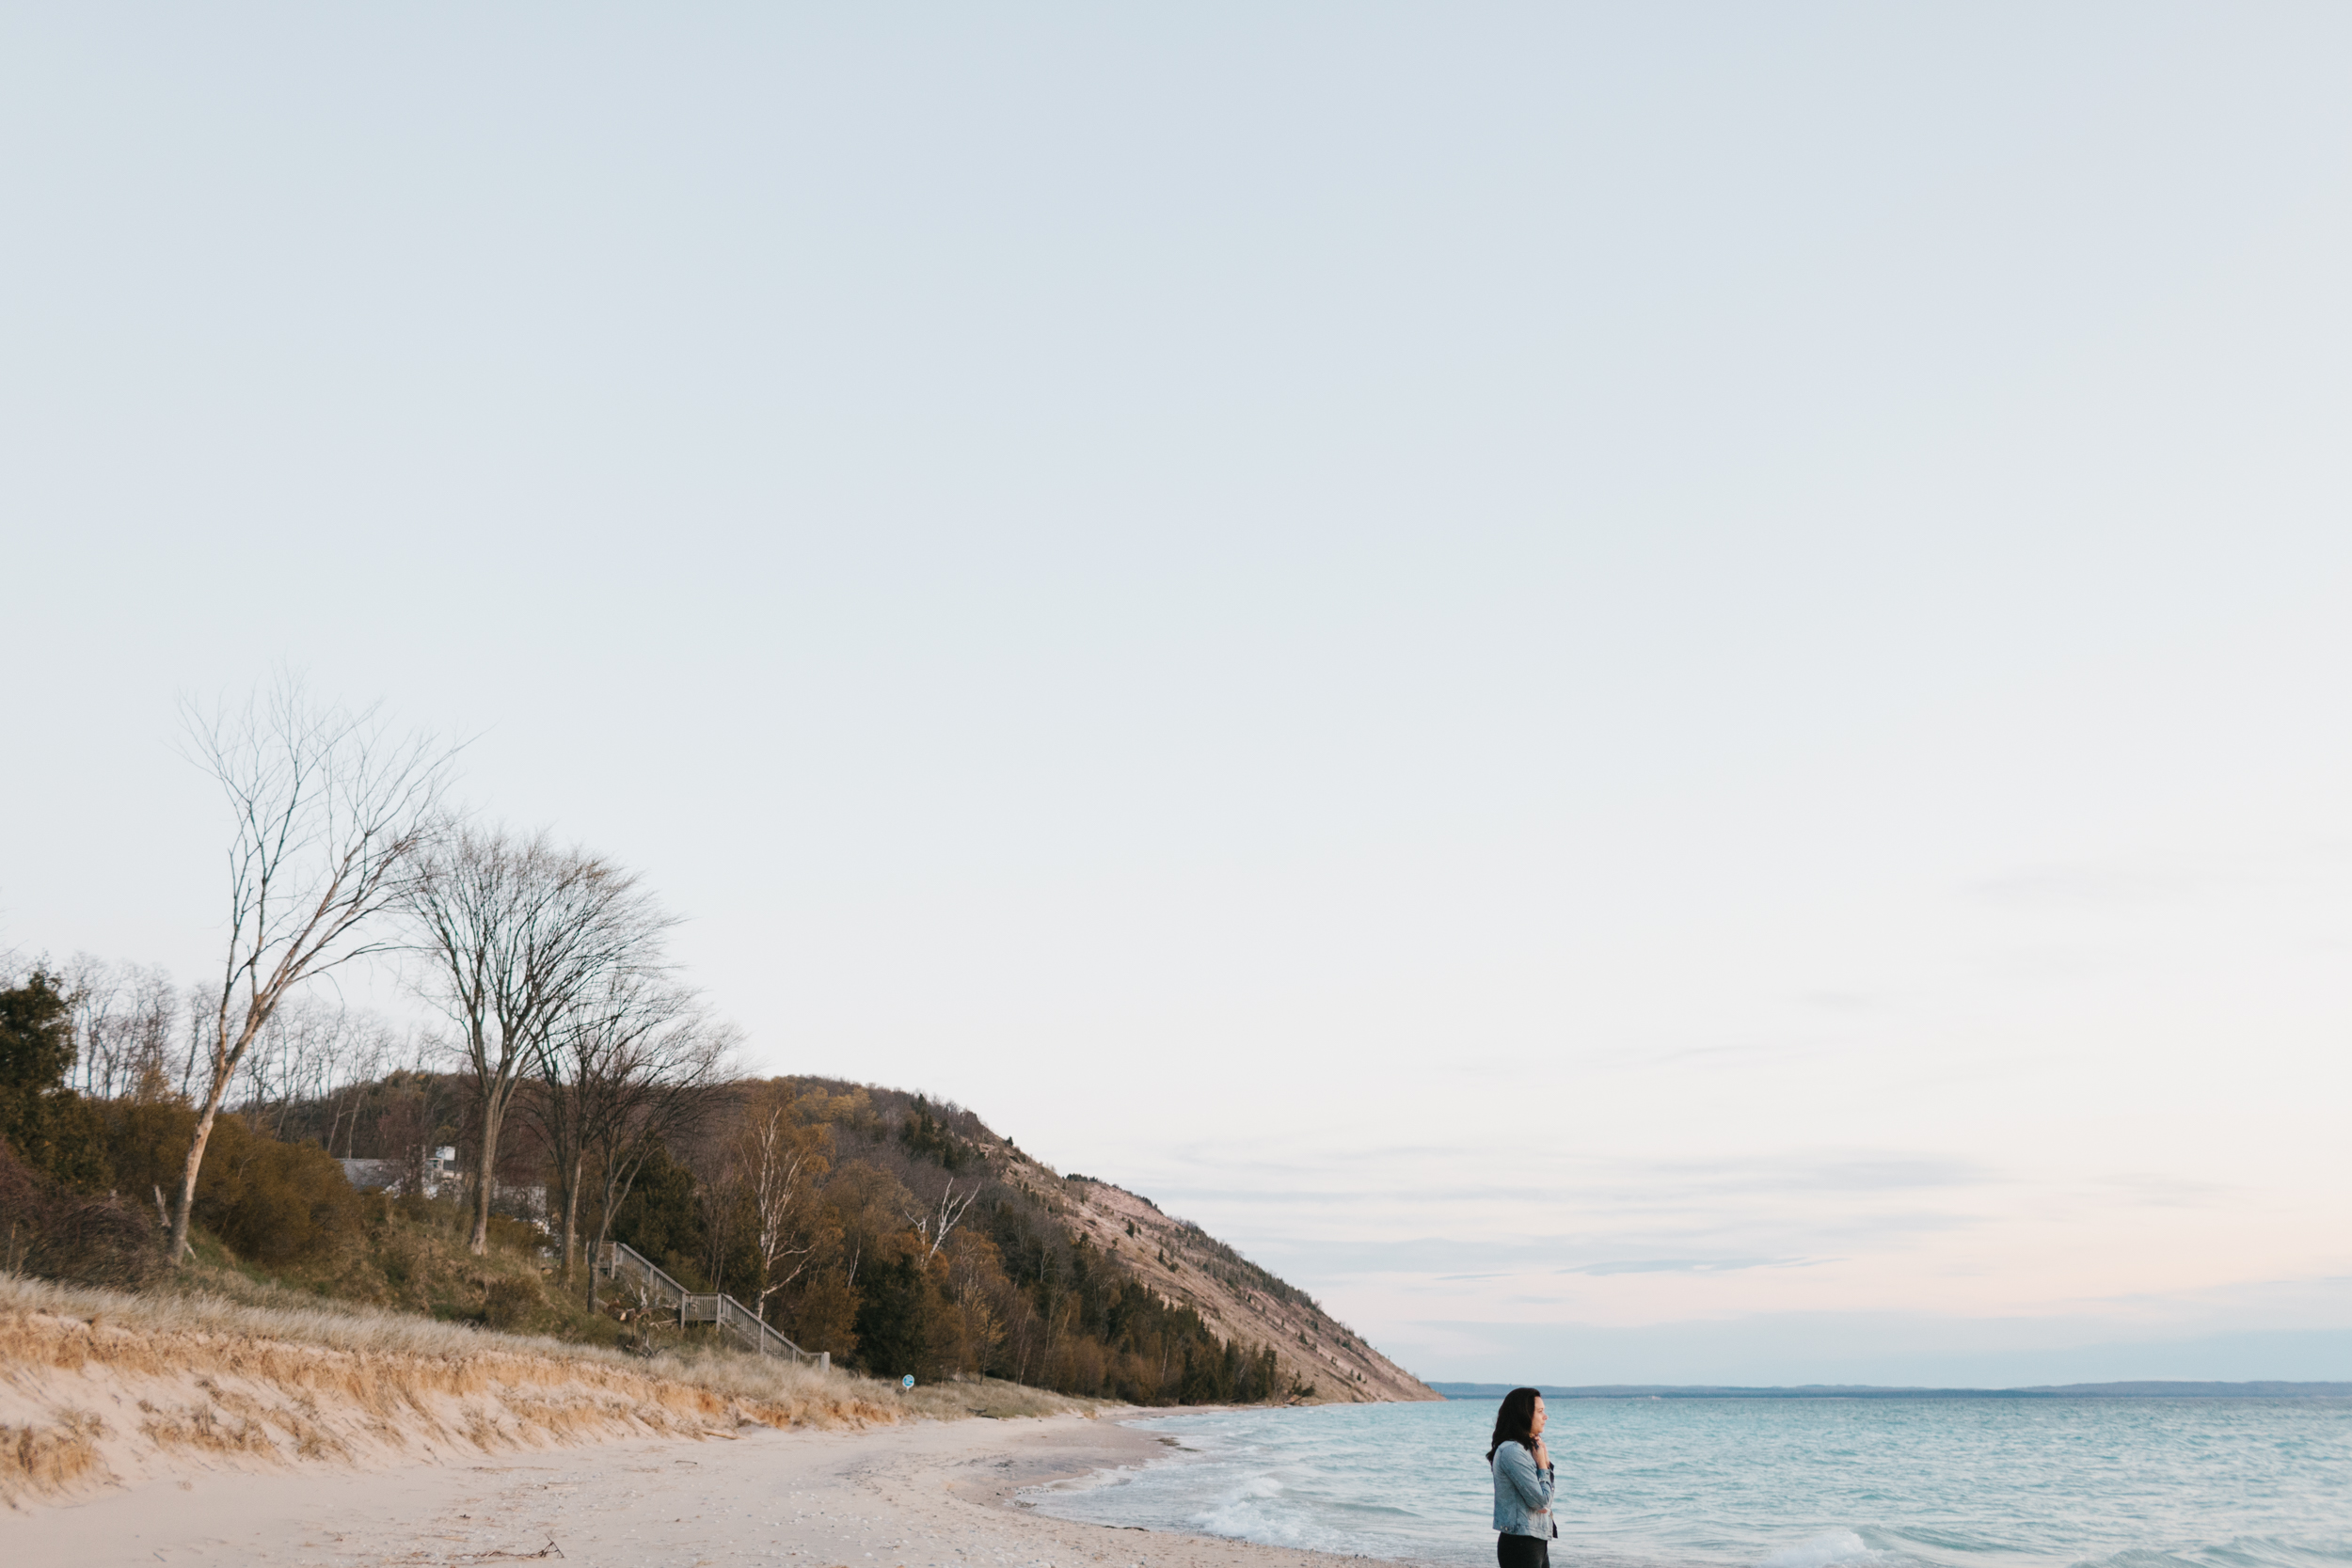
[901,1374,915,1388]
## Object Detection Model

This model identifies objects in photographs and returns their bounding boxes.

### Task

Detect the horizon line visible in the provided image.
[1425,1379,2352,1400]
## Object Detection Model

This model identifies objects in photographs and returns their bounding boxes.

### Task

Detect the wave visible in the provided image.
[1023,1400,2352,1568]
[2071,1539,2352,1568]
[1758,1532,1882,1568]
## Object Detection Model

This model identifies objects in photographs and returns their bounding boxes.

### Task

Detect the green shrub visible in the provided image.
[99,1101,365,1269]
[1,972,114,1191]
[483,1274,542,1330]
[103,1098,198,1205]
[193,1115,364,1264]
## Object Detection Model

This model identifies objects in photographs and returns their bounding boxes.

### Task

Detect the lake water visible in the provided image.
[1022,1397,2352,1568]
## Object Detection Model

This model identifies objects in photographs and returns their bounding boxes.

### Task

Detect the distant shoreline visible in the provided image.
[1430,1379,2352,1400]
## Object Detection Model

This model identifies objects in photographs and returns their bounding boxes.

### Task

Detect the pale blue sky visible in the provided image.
[6,5,2350,1386]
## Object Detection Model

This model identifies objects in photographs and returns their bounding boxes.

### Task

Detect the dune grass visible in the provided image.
[0,1269,1099,1507]
[167,1192,636,1348]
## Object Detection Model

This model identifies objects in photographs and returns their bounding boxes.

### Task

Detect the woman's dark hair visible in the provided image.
[1486,1386,1543,1462]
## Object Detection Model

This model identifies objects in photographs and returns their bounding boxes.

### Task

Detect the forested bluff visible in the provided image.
[1,970,1434,1406]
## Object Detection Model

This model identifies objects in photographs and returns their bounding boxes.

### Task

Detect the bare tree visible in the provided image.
[171,679,452,1262]
[942,1229,1009,1376]
[408,829,671,1255]
[231,992,345,1137]
[531,968,705,1277]
[176,980,214,1101]
[225,995,402,1148]
[730,1085,832,1320]
[320,1016,402,1157]
[572,993,732,1309]
[903,1174,981,1265]
[59,956,181,1101]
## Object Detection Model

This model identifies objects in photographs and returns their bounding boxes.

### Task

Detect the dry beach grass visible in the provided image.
[0,1270,1090,1509]
[0,1273,1368,1568]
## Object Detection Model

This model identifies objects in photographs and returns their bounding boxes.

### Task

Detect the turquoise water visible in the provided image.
[1023,1398,2352,1568]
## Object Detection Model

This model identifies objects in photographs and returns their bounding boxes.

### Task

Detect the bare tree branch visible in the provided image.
[170,675,453,1262]
[530,968,715,1279]
[570,992,733,1309]
[59,955,180,1101]
[726,1086,831,1315]
[409,828,678,1255]
[903,1176,981,1266]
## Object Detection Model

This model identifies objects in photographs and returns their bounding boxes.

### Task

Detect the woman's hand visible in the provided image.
[1529,1436,1549,1471]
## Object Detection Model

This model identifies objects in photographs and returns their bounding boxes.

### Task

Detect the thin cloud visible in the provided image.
[1559,1256,1818,1276]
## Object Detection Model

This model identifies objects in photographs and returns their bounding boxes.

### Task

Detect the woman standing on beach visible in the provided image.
[1488,1386,1557,1568]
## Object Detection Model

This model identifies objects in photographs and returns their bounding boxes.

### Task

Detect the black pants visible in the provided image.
[1498,1534,1550,1568]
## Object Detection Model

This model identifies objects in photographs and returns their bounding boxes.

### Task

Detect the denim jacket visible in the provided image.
[1490,1440,1556,1538]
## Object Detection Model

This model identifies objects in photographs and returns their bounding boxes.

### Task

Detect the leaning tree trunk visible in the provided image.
[167,1092,226,1261]
[169,1011,262,1261]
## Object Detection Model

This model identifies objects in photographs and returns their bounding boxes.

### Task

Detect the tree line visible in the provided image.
[0,676,1298,1406]
[0,968,1295,1404]
[592,1081,1295,1403]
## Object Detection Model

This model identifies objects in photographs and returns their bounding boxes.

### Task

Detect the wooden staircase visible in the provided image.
[596,1241,831,1370]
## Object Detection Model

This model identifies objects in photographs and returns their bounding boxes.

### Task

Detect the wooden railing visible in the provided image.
[598,1241,830,1370]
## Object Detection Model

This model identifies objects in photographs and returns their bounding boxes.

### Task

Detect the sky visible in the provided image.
[4,5,2349,1388]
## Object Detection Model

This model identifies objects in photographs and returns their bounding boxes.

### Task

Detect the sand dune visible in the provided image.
[2,1274,1368,1568]
[0,1273,1079,1513]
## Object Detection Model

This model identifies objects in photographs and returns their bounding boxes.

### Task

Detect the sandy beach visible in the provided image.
[3,1408,1368,1568]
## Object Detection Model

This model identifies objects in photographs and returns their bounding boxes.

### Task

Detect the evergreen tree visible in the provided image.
[0,971,110,1189]
[851,1252,932,1380]
[609,1139,709,1284]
